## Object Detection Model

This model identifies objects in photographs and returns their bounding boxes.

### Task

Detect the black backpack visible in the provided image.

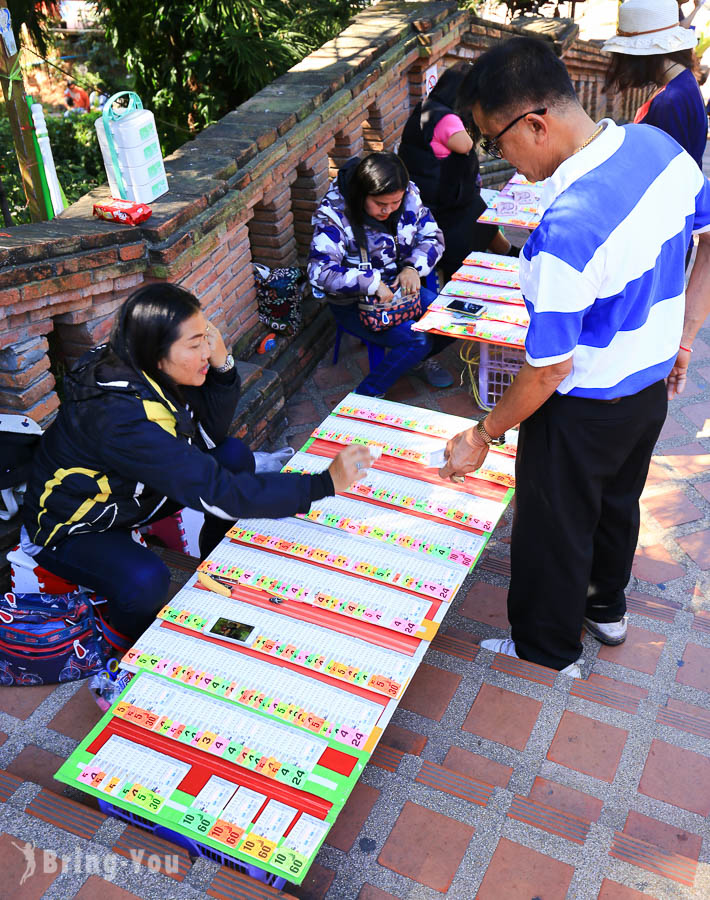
[0,415,42,521]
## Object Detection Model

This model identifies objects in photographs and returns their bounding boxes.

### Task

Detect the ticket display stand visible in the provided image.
[55,395,516,886]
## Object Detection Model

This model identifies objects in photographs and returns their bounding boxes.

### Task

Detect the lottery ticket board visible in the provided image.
[55,395,516,884]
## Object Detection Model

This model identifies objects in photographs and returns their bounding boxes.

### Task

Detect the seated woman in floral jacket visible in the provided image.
[307,152,451,397]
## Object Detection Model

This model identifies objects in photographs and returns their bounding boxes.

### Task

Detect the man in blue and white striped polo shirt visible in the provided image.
[441,37,710,676]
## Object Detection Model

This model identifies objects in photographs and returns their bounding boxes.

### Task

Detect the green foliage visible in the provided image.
[6,0,57,56]
[0,109,106,226]
[94,0,369,152]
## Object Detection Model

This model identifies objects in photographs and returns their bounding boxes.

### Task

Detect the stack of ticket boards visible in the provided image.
[55,394,517,887]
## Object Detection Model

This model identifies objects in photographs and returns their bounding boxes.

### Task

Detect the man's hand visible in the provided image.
[439,427,489,482]
[666,347,692,398]
[394,266,421,298]
[206,321,228,369]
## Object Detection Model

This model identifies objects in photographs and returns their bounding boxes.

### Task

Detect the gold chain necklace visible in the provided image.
[573,123,605,156]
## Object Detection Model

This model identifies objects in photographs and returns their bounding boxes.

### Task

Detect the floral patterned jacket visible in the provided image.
[307,177,444,303]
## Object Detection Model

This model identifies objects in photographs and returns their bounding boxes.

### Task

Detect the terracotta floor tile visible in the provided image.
[442,744,513,788]
[528,777,603,822]
[622,810,701,861]
[547,711,628,783]
[641,489,702,529]
[48,683,104,741]
[0,731,6,747]
[286,398,320,427]
[658,414,688,441]
[384,377,420,403]
[596,625,666,675]
[631,543,685,584]
[290,861,335,900]
[462,683,541,751]
[695,480,710,503]
[476,837,574,900]
[645,458,673,488]
[660,443,710,479]
[326,782,379,852]
[74,876,143,900]
[437,390,476,419]
[6,745,68,792]
[597,878,659,900]
[358,885,399,900]
[682,399,710,437]
[677,529,710,569]
[379,723,427,755]
[675,641,710,691]
[0,683,56,720]
[459,582,509,630]
[0,832,60,899]
[664,696,710,720]
[378,800,474,892]
[399,662,461,721]
[639,738,710,815]
[313,361,355,389]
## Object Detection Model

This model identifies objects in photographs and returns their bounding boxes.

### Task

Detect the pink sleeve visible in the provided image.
[430,114,466,159]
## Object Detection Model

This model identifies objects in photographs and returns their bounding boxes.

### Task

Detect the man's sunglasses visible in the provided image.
[480,107,547,159]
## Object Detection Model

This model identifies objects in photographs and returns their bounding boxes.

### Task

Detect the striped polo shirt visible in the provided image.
[519,118,710,399]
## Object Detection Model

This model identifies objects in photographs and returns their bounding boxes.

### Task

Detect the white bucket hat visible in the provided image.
[602,0,698,55]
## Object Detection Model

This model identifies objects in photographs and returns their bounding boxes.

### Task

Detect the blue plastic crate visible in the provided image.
[97,799,287,889]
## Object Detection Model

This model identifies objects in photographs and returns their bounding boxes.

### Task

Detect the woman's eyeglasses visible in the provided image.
[480,107,547,159]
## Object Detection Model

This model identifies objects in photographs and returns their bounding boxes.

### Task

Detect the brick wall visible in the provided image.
[0,0,619,437]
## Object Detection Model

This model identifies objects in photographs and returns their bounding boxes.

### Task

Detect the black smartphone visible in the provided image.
[445,298,485,317]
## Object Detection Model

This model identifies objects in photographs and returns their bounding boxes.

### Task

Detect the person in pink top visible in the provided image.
[399,62,512,280]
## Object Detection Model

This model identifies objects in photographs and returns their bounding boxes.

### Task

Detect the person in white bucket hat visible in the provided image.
[603,0,706,170]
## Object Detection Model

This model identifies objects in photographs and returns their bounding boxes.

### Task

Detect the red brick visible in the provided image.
[0,832,60,899]
[677,528,710,569]
[379,723,427,755]
[547,712,628,783]
[463,683,541,751]
[639,738,710,815]
[597,879,659,900]
[477,837,574,900]
[442,744,513,788]
[528,777,603,821]
[399,662,461,721]
[22,270,92,301]
[596,624,666,675]
[622,810,701,861]
[74,876,143,900]
[48,683,105,741]
[0,683,56,719]
[378,801,474,892]
[326,782,379,851]
[459,581,509,629]
[7,745,67,791]
[675,641,710,691]
[358,886,399,900]
[641,489,702,528]
[632,543,685,584]
[119,243,146,261]
[289,861,335,900]
[659,443,710,478]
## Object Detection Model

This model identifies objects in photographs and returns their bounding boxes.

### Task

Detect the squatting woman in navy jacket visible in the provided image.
[22,284,370,640]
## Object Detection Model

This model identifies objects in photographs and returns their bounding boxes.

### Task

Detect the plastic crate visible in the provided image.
[478,342,526,407]
[97,799,287,889]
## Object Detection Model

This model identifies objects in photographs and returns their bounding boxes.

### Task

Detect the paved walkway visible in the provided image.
[2,192,710,900]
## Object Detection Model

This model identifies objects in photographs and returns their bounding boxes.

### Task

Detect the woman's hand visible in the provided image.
[206,321,228,369]
[328,445,373,492]
[375,281,394,303]
[394,266,421,298]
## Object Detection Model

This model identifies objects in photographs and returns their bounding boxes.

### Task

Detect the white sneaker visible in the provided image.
[481,637,517,656]
[583,615,628,646]
[480,637,582,678]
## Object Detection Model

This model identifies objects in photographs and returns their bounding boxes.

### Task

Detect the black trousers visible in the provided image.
[508,380,667,669]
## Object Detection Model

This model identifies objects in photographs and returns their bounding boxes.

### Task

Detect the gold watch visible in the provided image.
[476,421,504,446]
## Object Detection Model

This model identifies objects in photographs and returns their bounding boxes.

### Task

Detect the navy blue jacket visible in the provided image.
[24,345,331,550]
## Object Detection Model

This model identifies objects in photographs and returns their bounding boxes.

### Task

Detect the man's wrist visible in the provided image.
[476,419,504,446]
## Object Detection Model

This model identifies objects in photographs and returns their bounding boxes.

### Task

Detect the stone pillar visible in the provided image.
[293,143,334,261]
